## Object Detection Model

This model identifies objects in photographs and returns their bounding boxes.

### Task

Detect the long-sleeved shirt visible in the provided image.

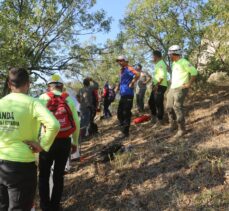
[39,90,80,146]
[0,93,60,162]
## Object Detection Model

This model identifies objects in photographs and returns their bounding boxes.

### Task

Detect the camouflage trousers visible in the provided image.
[166,87,189,124]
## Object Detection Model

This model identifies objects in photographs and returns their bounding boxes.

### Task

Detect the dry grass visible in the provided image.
[61,87,229,211]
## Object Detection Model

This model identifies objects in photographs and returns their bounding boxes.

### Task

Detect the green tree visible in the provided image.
[0,0,111,78]
[201,0,229,74]
[121,0,207,65]
[67,35,149,88]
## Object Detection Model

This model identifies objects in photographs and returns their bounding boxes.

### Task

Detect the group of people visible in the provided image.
[0,44,197,211]
[115,45,198,138]
[0,69,79,211]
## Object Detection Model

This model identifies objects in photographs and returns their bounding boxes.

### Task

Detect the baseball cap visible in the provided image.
[116,55,128,62]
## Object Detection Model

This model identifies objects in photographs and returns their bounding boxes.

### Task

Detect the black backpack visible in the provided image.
[98,143,124,162]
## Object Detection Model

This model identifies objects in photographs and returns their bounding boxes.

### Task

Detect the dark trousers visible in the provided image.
[103,99,112,117]
[136,89,146,112]
[148,85,167,120]
[39,138,71,211]
[117,95,134,135]
[0,160,37,211]
[90,106,96,123]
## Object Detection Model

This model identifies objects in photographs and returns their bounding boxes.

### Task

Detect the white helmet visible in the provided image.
[168,45,182,55]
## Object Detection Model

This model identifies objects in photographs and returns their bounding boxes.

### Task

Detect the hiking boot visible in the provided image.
[101,115,110,120]
[118,132,129,139]
[169,120,177,132]
[100,115,105,120]
[50,205,63,211]
[118,123,124,127]
[122,133,129,139]
[174,124,186,138]
[151,116,157,124]
[153,120,163,128]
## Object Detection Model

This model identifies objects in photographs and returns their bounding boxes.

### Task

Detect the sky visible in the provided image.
[36,0,131,84]
[81,0,131,44]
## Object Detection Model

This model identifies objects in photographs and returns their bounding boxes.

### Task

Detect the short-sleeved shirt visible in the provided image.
[171,58,198,89]
[0,93,60,162]
[120,66,138,97]
[153,60,168,87]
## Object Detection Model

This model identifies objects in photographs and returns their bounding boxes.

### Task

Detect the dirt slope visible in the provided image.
[62,87,229,211]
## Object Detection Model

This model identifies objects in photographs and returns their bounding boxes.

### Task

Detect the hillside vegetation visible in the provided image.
[61,87,229,211]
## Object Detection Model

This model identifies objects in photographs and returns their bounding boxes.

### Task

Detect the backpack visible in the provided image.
[107,88,116,102]
[98,143,124,162]
[47,92,76,138]
[133,115,151,124]
[92,89,99,108]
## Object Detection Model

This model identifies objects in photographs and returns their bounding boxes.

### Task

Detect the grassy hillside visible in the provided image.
[62,87,229,211]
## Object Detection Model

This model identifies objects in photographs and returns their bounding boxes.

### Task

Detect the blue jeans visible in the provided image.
[103,99,112,117]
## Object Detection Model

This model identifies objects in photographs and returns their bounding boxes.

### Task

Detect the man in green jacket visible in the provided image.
[167,45,198,138]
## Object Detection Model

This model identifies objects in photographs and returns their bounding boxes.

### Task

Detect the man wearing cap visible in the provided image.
[148,50,168,126]
[167,45,198,138]
[135,63,152,112]
[39,74,80,211]
[116,56,140,138]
